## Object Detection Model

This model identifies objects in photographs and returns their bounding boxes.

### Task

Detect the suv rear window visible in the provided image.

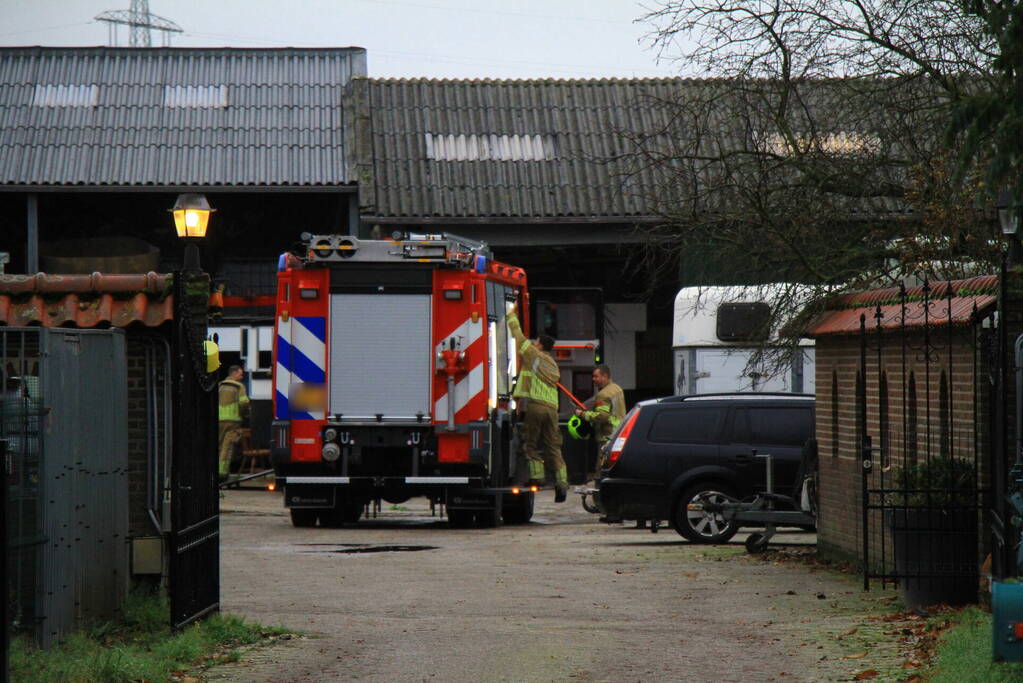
[648,407,723,444]
[730,406,812,446]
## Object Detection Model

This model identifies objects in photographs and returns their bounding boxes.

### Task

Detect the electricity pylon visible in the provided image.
[96,0,183,47]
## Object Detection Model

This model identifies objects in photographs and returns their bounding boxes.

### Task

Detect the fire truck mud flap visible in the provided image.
[284,484,337,509]
[446,490,502,528]
[446,490,501,512]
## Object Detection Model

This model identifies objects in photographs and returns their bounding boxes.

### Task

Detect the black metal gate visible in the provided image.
[168,270,220,629]
[987,261,1015,582]
[859,280,988,599]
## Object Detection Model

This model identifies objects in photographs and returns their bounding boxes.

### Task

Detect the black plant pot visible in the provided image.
[886,508,979,608]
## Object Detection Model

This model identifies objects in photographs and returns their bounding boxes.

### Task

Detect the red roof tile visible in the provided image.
[805,275,997,337]
[0,272,176,328]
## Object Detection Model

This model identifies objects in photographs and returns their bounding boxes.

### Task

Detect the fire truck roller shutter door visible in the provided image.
[329,293,433,418]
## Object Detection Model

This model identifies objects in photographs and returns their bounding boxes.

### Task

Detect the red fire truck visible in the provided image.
[271,232,536,527]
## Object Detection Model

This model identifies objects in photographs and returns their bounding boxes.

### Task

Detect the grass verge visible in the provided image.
[926,607,1023,682]
[10,592,293,683]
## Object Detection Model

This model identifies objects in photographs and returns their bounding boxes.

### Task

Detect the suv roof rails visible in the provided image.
[659,392,815,403]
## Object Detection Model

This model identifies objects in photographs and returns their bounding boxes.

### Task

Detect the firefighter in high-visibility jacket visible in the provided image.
[218,364,250,479]
[574,364,627,480]
[507,303,568,502]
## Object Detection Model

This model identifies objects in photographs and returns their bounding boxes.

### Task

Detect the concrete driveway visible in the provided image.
[210,488,906,682]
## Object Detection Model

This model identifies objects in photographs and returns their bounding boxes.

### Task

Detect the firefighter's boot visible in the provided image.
[553,464,569,502]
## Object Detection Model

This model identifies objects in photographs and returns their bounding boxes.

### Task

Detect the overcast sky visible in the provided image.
[0,0,683,79]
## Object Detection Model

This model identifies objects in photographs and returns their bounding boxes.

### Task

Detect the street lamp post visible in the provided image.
[166,192,222,628]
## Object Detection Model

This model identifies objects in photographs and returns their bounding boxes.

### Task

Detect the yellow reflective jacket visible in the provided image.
[582,381,626,444]
[218,378,250,423]
[507,314,560,409]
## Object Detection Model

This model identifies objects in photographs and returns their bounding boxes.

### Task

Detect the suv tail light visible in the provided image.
[607,407,640,468]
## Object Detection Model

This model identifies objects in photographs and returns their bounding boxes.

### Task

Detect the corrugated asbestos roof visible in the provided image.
[805,275,998,337]
[348,77,915,220]
[0,46,367,187]
[348,78,698,219]
[0,272,176,327]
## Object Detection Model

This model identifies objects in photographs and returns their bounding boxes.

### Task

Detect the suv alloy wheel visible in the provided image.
[673,484,739,544]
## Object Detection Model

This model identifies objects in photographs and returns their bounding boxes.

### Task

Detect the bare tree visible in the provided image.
[619,1,1001,357]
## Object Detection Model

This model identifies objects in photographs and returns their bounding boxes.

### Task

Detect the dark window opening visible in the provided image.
[831,371,839,458]
[716,302,771,342]
[855,370,865,457]
[879,371,889,470]
[939,370,950,459]
[907,372,918,467]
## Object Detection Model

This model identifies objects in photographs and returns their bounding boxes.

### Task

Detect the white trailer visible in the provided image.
[672,285,815,396]
[208,324,274,399]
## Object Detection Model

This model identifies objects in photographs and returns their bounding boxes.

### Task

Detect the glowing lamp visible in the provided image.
[169,193,215,238]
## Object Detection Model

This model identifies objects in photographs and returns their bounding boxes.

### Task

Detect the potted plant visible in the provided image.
[886,456,979,607]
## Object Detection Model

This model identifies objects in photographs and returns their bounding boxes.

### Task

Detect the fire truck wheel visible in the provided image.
[290,509,318,528]
[476,507,501,528]
[448,509,475,528]
[502,493,534,524]
[319,502,363,528]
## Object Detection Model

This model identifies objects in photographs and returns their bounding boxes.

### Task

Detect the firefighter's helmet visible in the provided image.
[567,415,592,440]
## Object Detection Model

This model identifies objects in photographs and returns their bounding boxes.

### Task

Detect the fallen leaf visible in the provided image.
[853,670,878,680]
[841,652,868,660]
[839,627,858,638]
[682,572,699,578]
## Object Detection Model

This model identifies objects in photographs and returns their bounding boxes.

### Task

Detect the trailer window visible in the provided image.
[716,302,770,342]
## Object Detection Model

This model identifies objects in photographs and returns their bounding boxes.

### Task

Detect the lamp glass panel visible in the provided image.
[173,209,211,238]
[1000,208,1021,237]
[172,210,187,237]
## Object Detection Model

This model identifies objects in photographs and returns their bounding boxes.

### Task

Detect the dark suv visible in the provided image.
[596,393,815,543]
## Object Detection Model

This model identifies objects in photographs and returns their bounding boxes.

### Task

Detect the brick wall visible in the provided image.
[125,329,171,540]
[814,325,990,568]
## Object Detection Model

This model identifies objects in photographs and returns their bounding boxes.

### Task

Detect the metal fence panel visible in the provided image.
[2,327,128,648]
[38,329,128,646]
